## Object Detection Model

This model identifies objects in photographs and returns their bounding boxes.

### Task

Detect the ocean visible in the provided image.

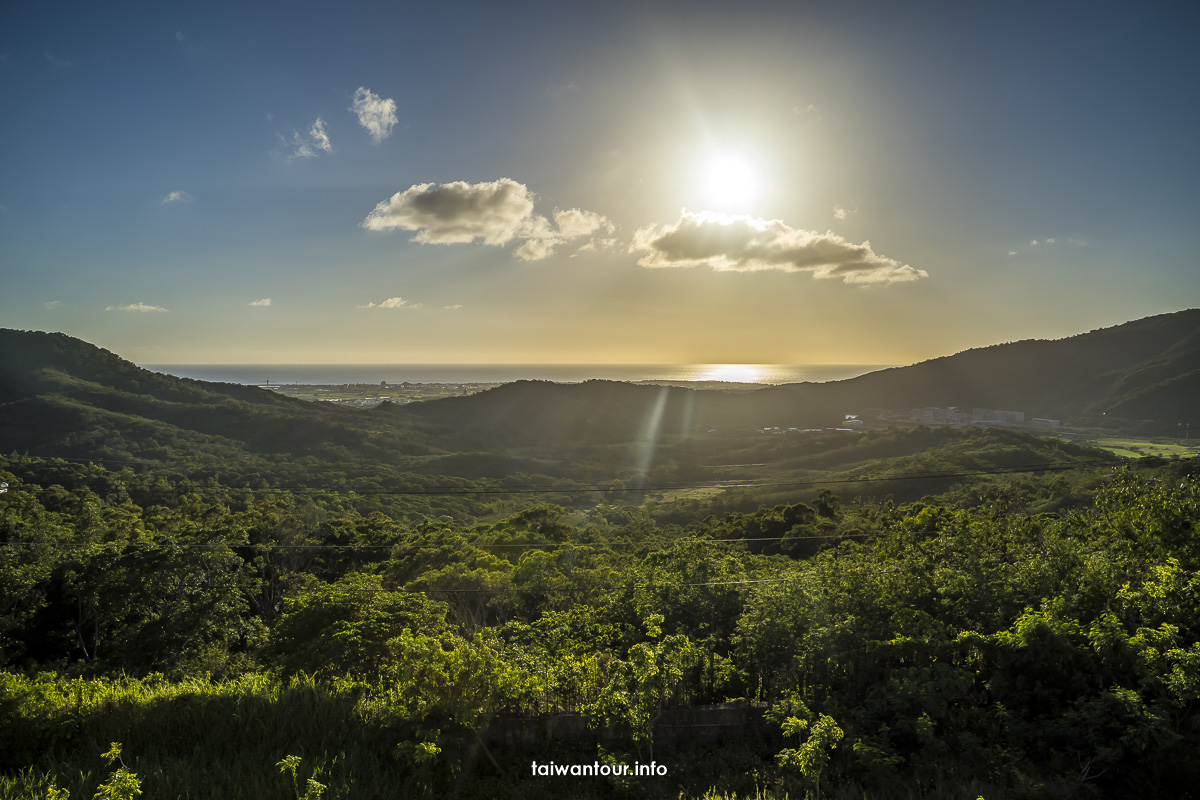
[140,363,893,387]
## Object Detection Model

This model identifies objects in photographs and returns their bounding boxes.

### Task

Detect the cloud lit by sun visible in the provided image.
[701,151,760,210]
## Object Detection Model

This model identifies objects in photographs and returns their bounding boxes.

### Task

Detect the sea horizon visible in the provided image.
[141,363,896,387]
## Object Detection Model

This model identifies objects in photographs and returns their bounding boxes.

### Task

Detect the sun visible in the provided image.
[702,151,760,209]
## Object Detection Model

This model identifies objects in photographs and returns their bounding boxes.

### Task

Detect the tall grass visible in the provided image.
[0,672,420,799]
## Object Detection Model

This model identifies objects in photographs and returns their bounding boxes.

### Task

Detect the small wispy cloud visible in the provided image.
[287,118,332,159]
[443,304,463,310]
[357,296,422,309]
[45,52,73,69]
[106,301,168,313]
[1013,236,1085,255]
[44,300,61,310]
[572,237,618,256]
[793,104,823,125]
[161,190,192,205]
[174,30,203,56]
[249,298,271,307]
[546,82,579,101]
[833,204,849,221]
[350,87,397,143]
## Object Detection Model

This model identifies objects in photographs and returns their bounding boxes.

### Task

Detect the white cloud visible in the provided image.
[1045,237,1056,244]
[512,208,615,260]
[513,237,558,261]
[288,118,332,159]
[161,190,192,205]
[44,300,61,310]
[249,298,271,307]
[1008,251,1018,256]
[358,296,422,309]
[106,301,169,312]
[833,204,848,220]
[631,211,927,285]
[552,208,613,239]
[444,304,463,310]
[362,179,612,260]
[1030,239,1039,246]
[573,237,618,256]
[350,87,398,143]
[363,179,534,245]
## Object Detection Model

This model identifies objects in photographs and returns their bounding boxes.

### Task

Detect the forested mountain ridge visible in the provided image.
[400,309,1200,443]
[771,307,1200,422]
[2,309,1195,469]
[0,329,428,465]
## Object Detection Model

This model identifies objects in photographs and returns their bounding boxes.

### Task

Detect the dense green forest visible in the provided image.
[2,320,1199,798]
[2,447,1198,799]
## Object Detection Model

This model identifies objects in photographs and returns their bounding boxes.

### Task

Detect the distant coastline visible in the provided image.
[141,363,894,386]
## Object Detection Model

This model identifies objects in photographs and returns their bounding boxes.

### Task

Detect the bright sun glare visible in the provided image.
[699,364,767,383]
[702,152,759,209]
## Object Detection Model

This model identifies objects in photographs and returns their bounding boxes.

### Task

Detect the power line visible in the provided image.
[0,532,881,551]
[0,458,1124,497]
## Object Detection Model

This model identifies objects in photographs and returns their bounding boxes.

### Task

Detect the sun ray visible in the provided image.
[633,386,671,488]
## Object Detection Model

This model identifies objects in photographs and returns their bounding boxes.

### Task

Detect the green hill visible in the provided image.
[397,309,1199,443]
[3,310,1193,478]
[0,330,426,467]
[779,308,1200,423]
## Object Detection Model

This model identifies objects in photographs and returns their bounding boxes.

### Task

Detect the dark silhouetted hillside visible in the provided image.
[0,329,426,464]
[2,310,1195,468]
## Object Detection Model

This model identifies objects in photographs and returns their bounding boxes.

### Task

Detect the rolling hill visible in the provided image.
[1,310,1195,473]
[400,309,1200,444]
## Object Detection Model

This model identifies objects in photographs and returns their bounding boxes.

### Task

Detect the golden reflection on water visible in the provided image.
[691,364,775,383]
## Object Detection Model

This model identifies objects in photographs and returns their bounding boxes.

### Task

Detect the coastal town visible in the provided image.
[264,380,504,406]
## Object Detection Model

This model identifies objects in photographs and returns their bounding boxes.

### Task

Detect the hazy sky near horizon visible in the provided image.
[2,0,1198,366]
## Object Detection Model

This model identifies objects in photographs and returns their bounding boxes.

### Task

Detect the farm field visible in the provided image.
[1092,437,1199,459]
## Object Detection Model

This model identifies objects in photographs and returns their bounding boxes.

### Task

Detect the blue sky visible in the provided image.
[2,0,1198,366]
